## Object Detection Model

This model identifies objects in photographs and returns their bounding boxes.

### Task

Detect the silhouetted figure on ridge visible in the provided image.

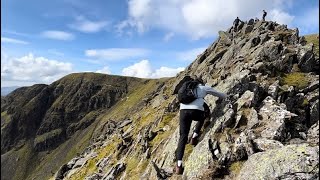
[262,10,267,21]
[233,17,240,32]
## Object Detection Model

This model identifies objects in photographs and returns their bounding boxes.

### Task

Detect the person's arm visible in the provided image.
[202,85,228,98]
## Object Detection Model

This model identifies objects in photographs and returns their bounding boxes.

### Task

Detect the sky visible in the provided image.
[1,0,319,87]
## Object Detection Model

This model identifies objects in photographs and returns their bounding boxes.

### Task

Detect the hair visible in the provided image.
[195,76,205,84]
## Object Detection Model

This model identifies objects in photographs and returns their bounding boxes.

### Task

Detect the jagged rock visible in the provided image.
[307,121,319,144]
[218,141,232,164]
[73,157,89,169]
[85,173,103,180]
[117,119,132,129]
[54,164,70,180]
[209,48,228,63]
[103,163,126,180]
[259,96,297,141]
[67,157,80,169]
[310,99,319,126]
[268,80,279,99]
[246,108,259,129]
[298,44,318,72]
[299,36,307,45]
[302,80,319,94]
[96,155,111,169]
[260,33,271,44]
[251,36,261,47]
[243,24,254,34]
[222,107,235,128]
[233,130,255,161]
[253,138,284,151]
[218,31,232,45]
[233,110,244,128]
[238,144,319,180]
[235,90,255,110]
[288,138,306,144]
[151,161,172,179]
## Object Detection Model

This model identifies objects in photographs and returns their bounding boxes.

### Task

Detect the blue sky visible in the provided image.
[1,0,319,87]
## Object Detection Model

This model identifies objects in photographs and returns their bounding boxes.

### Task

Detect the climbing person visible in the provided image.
[174,76,228,175]
[233,17,240,32]
[262,10,267,21]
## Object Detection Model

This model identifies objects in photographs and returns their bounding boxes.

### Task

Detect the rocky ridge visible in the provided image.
[1,19,319,180]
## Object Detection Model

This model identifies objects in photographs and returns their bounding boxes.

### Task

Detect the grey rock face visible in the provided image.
[259,96,296,141]
[238,144,319,180]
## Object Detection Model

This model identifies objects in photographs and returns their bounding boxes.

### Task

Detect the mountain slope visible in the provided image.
[1,19,319,180]
[1,73,160,180]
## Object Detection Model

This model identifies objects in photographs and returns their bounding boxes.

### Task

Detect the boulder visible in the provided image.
[267,80,279,99]
[103,163,126,180]
[259,96,297,141]
[235,90,255,111]
[307,121,319,144]
[238,144,319,180]
[253,138,284,151]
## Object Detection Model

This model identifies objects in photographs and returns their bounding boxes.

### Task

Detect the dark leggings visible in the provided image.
[176,109,205,160]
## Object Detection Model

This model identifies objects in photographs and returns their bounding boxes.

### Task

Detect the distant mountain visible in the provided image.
[1,86,20,96]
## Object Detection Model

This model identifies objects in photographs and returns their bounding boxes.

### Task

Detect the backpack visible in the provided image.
[177,80,199,104]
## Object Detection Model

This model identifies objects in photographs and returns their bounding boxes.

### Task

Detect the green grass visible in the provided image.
[280,72,310,89]
[158,112,176,129]
[305,34,319,57]
[34,128,63,144]
[229,161,245,175]
[125,157,149,180]
[1,111,11,130]
[183,144,194,161]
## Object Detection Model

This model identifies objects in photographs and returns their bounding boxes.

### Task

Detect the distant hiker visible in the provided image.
[175,76,227,175]
[255,17,259,22]
[233,17,240,32]
[262,10,267,21]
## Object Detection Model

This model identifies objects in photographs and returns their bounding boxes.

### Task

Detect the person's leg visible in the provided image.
[193,110,205,135]
[176,110,193,162]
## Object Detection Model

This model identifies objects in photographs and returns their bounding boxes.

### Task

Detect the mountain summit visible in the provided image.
[1,19,319,180]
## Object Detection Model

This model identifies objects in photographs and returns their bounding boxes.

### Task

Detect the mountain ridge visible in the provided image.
[1,19,319,180]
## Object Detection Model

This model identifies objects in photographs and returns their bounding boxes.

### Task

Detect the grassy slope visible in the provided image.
[1,73,147,180]
[66,78,177,179]
[304,34,319,57]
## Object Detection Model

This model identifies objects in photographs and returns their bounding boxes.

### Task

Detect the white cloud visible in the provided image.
[85,48,149,61]
[152,66,185,78]
[177,47,207,62]
[1,52,73,86]
[96,66,111,74]
[163,32,175,42]
[41,30,75,40]
[122,60,153,78]
[69,16,109,33]
[119,0,295,39]
[122,60,184,78]
[269,9,294,25]
[1,37,29,44]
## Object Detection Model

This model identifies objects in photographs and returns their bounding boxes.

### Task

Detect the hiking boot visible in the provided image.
[190,136,198,146]
[175,165,184,175]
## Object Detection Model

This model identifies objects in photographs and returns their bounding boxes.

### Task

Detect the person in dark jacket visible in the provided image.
[233,17,240,32]
[174,77,227,175]
[262,10,267,21]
